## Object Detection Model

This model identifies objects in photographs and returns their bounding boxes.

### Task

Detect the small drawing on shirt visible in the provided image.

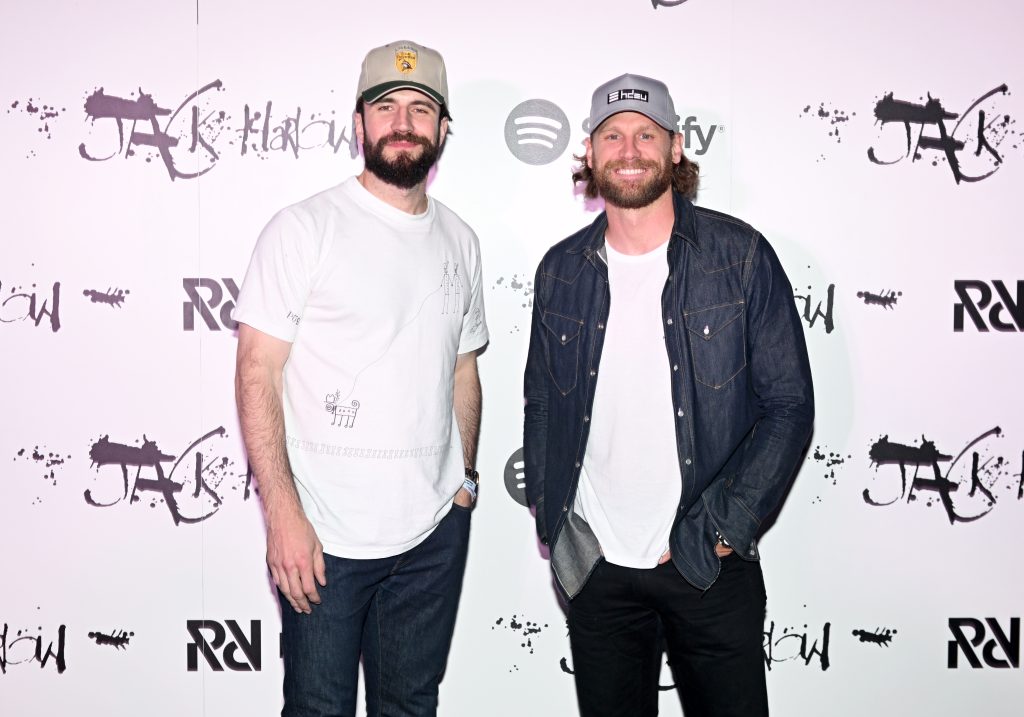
[469,307,483,335]
[325,391,360,428]
[441,260,463,315]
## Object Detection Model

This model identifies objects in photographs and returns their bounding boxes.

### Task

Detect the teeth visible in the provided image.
[617,168,644,175]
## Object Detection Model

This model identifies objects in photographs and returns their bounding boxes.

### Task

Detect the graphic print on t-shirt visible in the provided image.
[441,260,463,315]
[321,257,466,421]
[325,390,360,428]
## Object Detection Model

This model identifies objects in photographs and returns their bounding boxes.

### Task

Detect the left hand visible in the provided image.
[453,486,475,509]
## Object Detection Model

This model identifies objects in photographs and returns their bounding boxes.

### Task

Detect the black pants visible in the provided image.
[568,555,768,717]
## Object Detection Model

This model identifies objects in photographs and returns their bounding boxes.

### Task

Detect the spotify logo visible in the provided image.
[503,446,528,506]
[504,99,571,165]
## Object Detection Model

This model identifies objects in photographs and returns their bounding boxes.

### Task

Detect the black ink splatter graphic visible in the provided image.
[856,289,901,310]
[492,614,549,656]
[84,427,250,524]
[0,623,67,674]
[852,628,896,647]
[83,287,129,308]
[88,629,134,650]
[800,102,856,153]
[868,85,1020,183]
[806,446,851,505]
[14,445,71,505]
[77,82,355,180]
[7,97,66,157]
[491,274,535,334]
[864,428,1019,523]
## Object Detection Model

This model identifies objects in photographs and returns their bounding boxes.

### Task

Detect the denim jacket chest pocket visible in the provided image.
[683,301,747,389]
[541,311,584,396]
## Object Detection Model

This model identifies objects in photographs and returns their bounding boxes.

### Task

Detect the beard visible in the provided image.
[593,154,674,209]
[362,129,440,189]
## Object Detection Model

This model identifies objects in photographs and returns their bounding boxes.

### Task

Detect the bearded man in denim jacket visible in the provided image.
[523,73,813,717]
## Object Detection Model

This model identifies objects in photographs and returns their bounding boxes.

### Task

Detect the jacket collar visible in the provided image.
[571,190,700,261]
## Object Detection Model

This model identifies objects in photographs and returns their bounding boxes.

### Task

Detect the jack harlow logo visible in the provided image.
[504,99,572,166]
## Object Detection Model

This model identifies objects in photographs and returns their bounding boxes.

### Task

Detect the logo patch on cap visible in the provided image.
[607,88,649,104]
[395,49,417,74]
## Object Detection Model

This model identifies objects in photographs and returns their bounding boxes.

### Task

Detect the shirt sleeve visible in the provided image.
[458,231,489,354]
[233,207,319,342]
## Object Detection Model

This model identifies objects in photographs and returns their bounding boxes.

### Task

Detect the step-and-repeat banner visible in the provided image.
[2,1,1022,715]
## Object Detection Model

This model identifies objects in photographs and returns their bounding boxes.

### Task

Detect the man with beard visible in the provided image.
[523,73,813,716]
[234,40,487,717]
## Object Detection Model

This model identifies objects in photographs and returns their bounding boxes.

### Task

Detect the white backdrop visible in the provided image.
[2,1,1023,715]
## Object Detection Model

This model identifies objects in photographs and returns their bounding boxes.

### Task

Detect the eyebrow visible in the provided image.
[372,95,439,111]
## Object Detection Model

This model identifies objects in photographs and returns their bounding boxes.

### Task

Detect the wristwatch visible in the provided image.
[462,467,480,502]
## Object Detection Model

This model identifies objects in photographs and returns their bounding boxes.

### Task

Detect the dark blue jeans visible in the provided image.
[279,504,472,717]
[568,554,768,717]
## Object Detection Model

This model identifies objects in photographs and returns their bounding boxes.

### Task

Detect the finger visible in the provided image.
[287,568,312,613]
[658,550,671,564]
[298,566,321,607]
[313,546,327,588]
[276,570,304,613]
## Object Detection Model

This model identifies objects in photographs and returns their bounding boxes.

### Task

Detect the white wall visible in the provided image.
[2,1,1023,714]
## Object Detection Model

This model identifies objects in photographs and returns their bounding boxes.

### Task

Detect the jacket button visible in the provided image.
[673,364,679,371]
[575,461,581,468]
[684,458,692,465]
[597,323,605,330]
[666,318,673,325]
[677,408,684,417]
[561,334,567,342]
[583,415,590,423]
[589,369,596,377]
[563,506,569,512]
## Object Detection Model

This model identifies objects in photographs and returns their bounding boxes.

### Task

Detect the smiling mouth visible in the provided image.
[615,167,646,176]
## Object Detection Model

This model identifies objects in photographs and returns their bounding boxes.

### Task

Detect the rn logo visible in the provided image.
[186,619,261,672]
[953,280,1024,332]
[504,99,572,166]
[948,617,1019,669]
[183,278,239,331]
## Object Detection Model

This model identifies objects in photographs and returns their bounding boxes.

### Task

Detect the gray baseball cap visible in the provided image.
[587,73,678,134]
[357,40,451,119]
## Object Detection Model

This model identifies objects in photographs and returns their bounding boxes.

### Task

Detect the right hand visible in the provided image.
[266,506,327,614]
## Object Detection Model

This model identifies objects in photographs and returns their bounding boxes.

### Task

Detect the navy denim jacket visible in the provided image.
[523,192,814,598]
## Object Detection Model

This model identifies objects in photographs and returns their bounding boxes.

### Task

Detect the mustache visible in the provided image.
[603,159,660,172]
[376,131,432,149]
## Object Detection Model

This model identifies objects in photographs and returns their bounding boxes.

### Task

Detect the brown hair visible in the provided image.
[571,134,700,200]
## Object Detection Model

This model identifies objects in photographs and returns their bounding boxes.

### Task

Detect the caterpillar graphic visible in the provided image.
[852,628,896,646]
[856,289,901,309]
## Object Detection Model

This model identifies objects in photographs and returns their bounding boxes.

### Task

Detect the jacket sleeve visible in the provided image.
[714,234,814,554]
[522,262,549,544]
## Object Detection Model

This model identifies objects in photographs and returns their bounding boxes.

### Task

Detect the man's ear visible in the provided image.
[353,111,364,150]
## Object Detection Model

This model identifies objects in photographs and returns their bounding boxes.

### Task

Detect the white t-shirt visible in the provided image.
[234,177,488,559]
[574,239,681,569]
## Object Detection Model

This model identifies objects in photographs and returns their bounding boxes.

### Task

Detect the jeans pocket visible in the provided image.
[684,301,746,389]
[541,311,583,395]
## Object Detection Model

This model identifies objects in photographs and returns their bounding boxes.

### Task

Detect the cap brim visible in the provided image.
[361,81,451,119]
